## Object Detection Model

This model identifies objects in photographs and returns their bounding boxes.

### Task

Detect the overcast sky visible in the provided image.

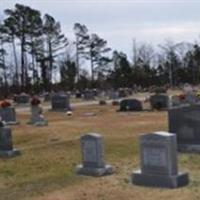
[1,0,200,57]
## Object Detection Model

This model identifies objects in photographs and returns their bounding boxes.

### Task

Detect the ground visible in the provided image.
[0,97,200,200]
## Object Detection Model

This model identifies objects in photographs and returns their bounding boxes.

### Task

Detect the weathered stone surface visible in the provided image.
[150,94,169,110]
[131,131,189,188]
[50,94,71,111]
[15,94,30,104]
[119,99,143,111]
[28,106,48,126]
[0,127,20,158]
[76,133,113,176]
[168,104,200,152]
[82,90,95,101]
[0,107,19,125]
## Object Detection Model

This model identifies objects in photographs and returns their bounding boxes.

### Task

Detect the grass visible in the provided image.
[0,102,200,200]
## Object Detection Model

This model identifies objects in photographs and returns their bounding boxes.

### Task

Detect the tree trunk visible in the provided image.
[21,34,25,90]
[90,48,94,85]
[0,42,8,97]
[76,37,79,82]
[12,35,19,88]
[41,60,48,92]
[48,40,52,91]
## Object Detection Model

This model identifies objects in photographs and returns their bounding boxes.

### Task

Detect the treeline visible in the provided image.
[0,4,200,96]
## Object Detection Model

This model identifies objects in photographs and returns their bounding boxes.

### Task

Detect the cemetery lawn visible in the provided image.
[0,104,199,200]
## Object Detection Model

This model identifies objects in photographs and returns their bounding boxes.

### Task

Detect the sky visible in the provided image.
[1,0,200,58]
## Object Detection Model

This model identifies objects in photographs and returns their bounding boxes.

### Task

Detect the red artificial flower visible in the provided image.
[179,94,186,101]
[0,100,11,108]
[31,97,41,106]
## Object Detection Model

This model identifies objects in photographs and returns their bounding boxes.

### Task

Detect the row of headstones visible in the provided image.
[13,88,134,104]
[68,88,133,100]
[12,92,191,112]
[0,127,189,189]
[118,100,200,152]
[0,104,48,126]
[118,94,169,111]
[13,97,200,152]
[1,93,72,126]
[76,132,189,188]
[10,93,190,119]
[119,94,200,112]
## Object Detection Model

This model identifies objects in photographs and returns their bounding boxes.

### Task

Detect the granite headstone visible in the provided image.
[15,93,30,104]
[168,104,200,151]
[119,99,143,111]
[76,133,113,176]
[51,94,71,111]
[132,131,189,188]
[0,126,21,158]
[150,94,169,110]
[28,105,48,126]
[0,107,19,125]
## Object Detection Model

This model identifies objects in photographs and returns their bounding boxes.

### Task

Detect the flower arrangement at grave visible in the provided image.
[0,100,11,108]
[196,91,200,99]
[179,93,186,101]
[30,97,41,106]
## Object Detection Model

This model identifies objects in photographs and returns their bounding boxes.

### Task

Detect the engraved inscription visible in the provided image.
[143,147,166,167]
[83,140,97,163]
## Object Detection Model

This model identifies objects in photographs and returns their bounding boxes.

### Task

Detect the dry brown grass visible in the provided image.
[0,103,199,200]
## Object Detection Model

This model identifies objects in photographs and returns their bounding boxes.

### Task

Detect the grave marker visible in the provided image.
[132,131,189,188]
[76,133,113,176]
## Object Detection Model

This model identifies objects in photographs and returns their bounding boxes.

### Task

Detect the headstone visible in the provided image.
[150,94,169,110]
[118,88,127,98]
[119,99,143,111]
[183,83,193,94]
[92,89,98,97]
[28,105,48,126]
[168,104,200,152]
[171,95,181,107]
[0,126,21,158]
[51,94,71,111]
[83,90,95,101]
[127,88,133,95]
[76,133,113,176]
[108,90,119,100]
[15,93,30,104]
[132,131,189,188]
[185,93,197,104]
[75,91,82,98]
[43,93,51,102]
[183,83,197,104]
[98,91,107,101]
[0,107,19,125]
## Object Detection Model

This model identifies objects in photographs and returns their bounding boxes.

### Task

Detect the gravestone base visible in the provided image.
[178,144,200,153]
[76,164,113,176]
[0,148,21,158]
[132,170,189,188]
[27,120,48,126]
[5,121,20,126]
[49,108,71,112]
[34,121,48,126]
